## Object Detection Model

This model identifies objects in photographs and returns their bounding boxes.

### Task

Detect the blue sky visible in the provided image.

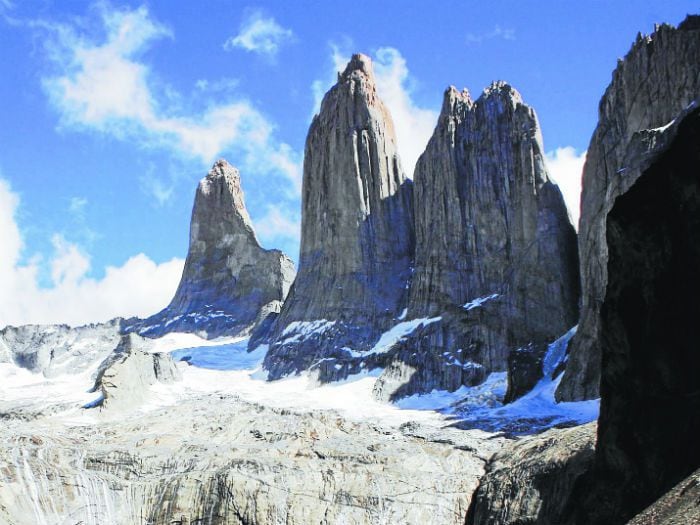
[0,0,696,326]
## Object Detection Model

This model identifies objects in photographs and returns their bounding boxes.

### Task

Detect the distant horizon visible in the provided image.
[0,1,696,327]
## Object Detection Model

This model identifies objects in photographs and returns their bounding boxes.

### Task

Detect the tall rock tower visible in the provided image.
[373,83,580,400]
[260,54,415,379]
[129,159,296,339]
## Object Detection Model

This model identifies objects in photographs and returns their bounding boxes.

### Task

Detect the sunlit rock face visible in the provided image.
[557,16,700,402]
[259,54,415,379]
[126,159,296,340]
[373,82,579,401]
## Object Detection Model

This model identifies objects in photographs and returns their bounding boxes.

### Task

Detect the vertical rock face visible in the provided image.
[129,160,296,339]
[570,105,700,525]
[374,83,579,399]
[557,17,700,401]
[260,54,414,378]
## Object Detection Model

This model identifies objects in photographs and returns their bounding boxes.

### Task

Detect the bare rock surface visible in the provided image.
[0,375,504,525]
[127,159,295,340]
[259,54,415,379]
[557,16,700,402]
[627,467,700,525]
[374,82,579,400]
[467,423,596,525]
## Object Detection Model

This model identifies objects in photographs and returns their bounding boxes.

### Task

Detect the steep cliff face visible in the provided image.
[569,104,700,525]
[374,83,579,399]
[557,17,700,401]
[128,160,295,339]
[260,54,414,378]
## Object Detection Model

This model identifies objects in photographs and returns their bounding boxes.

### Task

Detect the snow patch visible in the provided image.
[463,293,499,310]
[347,317,441,357]
[279,319,336,343]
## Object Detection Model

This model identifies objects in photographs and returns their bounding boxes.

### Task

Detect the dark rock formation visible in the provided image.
[127,160,295,340]
[467,423,596,525]
[375,83,579,399]
[627,467,700,525]
[259,54,415,378]
[568,104,700,525]
[504,342,548,404]
[557,17,700,401]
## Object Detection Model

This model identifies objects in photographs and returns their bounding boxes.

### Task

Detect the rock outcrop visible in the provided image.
[89,333,182,410]
[557,17,700,401]
[374,83,579,400]
[627,467,700,525]
[467,423,596,525]
[127,160,295,340]
[259,54,415,378]
[567,103,700,524]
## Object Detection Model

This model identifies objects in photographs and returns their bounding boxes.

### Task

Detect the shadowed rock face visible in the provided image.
[557,17,700,401]
[374,83,579,400]
[127,160,295,339]
[569,106,700,525]
[259,54,415,378]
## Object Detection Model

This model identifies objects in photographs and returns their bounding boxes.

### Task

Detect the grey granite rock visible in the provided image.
[557,16,700,401]
[126,160,295,340]
[627,467,700,525]
[375,82,579,399]
[89,333,182,410]
[260,54,415,378]
[466,423,596,525]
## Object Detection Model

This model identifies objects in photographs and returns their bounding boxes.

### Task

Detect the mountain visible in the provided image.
[126,159,296,339]
[257,54,415,379]
[373,82,579,401]
[557,17,700,401]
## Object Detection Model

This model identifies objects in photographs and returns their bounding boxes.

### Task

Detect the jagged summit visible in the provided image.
[339,53,374,81]
[124,159,296,339]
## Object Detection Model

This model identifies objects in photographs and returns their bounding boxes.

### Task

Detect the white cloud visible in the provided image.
[545,147,587,228]
[69,196,87,214]
[466,25,516,44]
[41,4,301,193]
[0,177,184,328]
[223,11,294,57]
[312,44,438,177]
[254,206,300,245]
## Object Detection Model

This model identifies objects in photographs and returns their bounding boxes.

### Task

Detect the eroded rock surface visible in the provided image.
[467,423,596,525]
[375,83,579,400]
[557,17,700,401]
[260,54,414,378]
[627,467,700,525]
[127,160,295,340]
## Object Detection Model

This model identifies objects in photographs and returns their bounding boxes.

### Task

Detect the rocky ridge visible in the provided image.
[126,160,295,340]
[557,16,700,401]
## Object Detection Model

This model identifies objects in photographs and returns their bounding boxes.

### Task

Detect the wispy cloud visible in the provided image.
[312,43,438,177]
[254,205,301,246]
[223,10,294,57]
[39,4,301,194]
[466,25,516,44]
[545,147,587,228]
[0,176,184,327]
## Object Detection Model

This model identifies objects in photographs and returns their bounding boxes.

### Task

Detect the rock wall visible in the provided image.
[127,160,295,340]
[375,83,579,400]
[260,54,415,378]
[557,17,700,401]
[569,105,700,524]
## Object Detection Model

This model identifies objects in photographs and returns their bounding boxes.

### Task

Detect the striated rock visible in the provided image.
[0,388,500,524]
[375,82,579,399]
[627,467,700,525]
[89,333,181,410]
[568,104,700,524]
[126,159,295,340]
[259,54,414,378]
[466,423,596,525]
[557,17,700,401]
